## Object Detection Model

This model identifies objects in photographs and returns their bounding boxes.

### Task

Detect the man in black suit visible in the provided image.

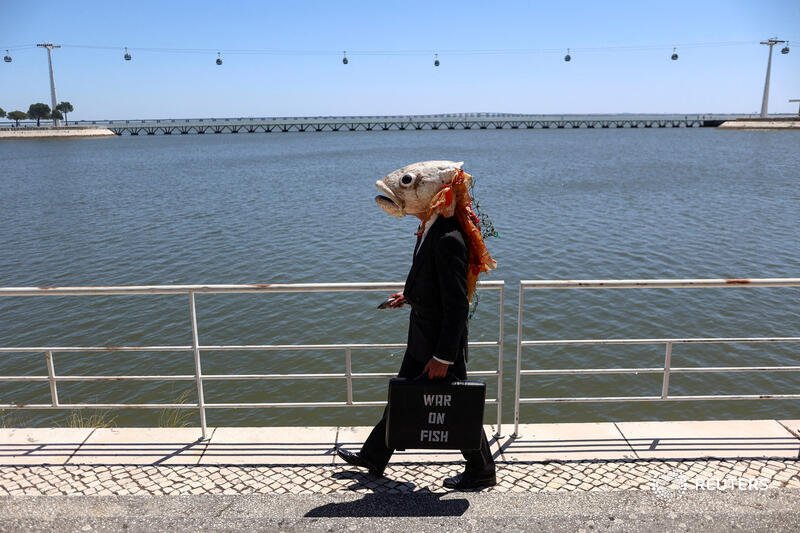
[337,211,497,490]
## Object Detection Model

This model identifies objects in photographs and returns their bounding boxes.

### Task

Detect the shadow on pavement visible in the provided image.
[304,471,469,517]
[304,491,469,518]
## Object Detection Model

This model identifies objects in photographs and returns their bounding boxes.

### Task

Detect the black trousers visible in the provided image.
[359,354,496,475]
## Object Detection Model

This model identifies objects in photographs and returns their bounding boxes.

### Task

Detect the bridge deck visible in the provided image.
[100,117,719,135]
[16,113,753,135]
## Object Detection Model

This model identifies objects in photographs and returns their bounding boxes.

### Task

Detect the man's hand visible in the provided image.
[423,358,450,379]
[387,292,406,308]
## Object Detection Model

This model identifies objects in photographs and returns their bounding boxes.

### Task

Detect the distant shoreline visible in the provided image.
[0,127,116,140]
[2,119,798,137]
[718,119,800,130]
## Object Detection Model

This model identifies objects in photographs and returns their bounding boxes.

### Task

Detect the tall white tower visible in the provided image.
[36,43,61,127]
[759,38,787,118]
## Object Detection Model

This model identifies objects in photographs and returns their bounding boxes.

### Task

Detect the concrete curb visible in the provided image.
[1,420,798,466]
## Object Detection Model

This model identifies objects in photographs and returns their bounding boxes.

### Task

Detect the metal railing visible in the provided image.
[3,277,798,441]
[0,281,505,439]
[513,278,800,437]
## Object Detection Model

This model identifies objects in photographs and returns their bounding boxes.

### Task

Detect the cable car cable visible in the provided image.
[2,39,766,58]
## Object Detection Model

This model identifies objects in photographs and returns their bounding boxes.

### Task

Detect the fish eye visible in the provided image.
[400,174,414,186]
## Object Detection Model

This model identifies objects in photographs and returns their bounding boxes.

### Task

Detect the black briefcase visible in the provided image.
[385,377,486,451]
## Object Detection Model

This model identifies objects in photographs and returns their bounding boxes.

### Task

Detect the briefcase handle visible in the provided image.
[412,372,458,384]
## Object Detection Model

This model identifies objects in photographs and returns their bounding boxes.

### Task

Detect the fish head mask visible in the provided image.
[375,160,465,218]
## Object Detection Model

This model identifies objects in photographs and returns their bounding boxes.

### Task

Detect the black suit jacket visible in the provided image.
[402,216,470,365]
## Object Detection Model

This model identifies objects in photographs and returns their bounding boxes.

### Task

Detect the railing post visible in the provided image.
[494,285,505,438]
[661,342,673,399]
[45,351,59,407]
[512,283,525,438]
[345,347,353,405]
[189,292,208,440]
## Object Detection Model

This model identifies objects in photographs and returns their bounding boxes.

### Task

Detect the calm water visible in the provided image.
[1,128,799,427]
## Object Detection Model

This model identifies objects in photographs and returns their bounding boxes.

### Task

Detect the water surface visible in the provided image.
[1,128,798,427]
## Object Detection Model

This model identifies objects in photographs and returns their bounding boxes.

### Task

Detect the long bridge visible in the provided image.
[60,113,746,136]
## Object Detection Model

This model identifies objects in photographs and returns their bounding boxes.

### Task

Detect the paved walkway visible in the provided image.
[1,420,798,497]
[2,457,798,497]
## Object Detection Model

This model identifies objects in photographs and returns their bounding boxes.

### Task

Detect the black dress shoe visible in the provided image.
[336,448,385,477]
[443,471,497,490]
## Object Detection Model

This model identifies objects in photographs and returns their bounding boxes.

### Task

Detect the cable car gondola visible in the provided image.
[342,51,348,65]
[216,52,222,65]
[781,42,790,55]
[434,53,440,67]
[671,47,679,61]
[3,50,11,63]
[123,47,132,61]
[564,48,571,62]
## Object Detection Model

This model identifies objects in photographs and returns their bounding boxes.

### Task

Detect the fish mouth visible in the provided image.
[375,194,398,208]
[375,181,404,217]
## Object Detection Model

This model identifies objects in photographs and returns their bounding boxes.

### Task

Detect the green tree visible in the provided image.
[27,103,51,127]
[55,101,73,125]
[0,108,6,119]
[8,111,27,126]
[51,109,63,122]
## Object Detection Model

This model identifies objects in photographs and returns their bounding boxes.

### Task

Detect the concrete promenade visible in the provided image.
[719,119,800,129]
[1,419,799,530]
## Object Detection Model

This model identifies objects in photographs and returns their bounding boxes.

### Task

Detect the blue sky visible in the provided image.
[1,0,798,119]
